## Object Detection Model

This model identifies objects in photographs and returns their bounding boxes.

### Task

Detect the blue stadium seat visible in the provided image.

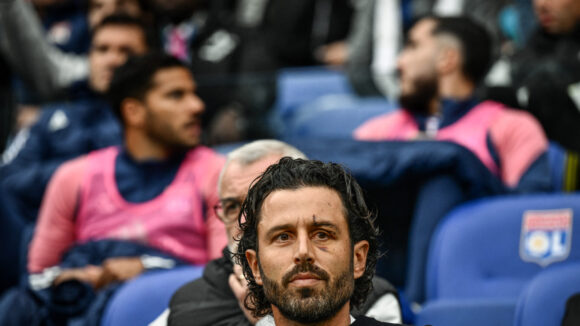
[273,66,354,124]
[416,194,580,326]
[101,265,204,326]
[283,94,395,138]
[514,262,580,326]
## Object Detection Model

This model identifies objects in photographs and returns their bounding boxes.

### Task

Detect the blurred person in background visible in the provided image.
[509,0,580,159]
[144,0,354,145]
[0,52,227,325]
[354,15,551,304]
[0,0,149,140]
[0,13,152,296]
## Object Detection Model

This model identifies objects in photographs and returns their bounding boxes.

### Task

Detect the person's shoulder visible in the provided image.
[492,104,544,133]
[169,276,207,307]
[169,255,230,306]
[36,100,98,131]
[48,154,90,188]
[353,110,405,140]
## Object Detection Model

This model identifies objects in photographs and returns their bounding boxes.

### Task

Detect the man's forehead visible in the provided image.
[93,24,145,43]
[410,18,437,40]
[258,186,348,228]
[151,67,193,86]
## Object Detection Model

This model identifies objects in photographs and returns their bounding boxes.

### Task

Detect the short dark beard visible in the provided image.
[260,261,354,324]
[399,75,438,115]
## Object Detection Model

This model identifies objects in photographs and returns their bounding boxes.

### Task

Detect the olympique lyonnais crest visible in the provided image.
[520,209,573,267]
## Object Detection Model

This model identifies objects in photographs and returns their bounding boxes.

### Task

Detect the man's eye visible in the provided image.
[224,202,240,215]
[167,91,184,99]
[276,233,290,242]
[93,46,108,53]
[314,232,329,240]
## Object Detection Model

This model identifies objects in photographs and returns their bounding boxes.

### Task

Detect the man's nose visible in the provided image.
[106,51,129,69]
[396,51,407,74]
[293,232,314,265]
[186,94,205,115]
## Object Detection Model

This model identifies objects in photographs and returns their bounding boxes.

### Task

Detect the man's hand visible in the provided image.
[229,264,259,325]
[53,265,104,288]
[94,257,145,290]
[315,41,348,66]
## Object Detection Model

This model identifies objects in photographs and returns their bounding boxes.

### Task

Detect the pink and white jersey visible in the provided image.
[354,101,548,187]
[29,146,226,272]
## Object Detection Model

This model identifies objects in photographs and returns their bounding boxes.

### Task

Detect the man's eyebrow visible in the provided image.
[312,221,338,229]
[220,197,242,203]
[312,215,339,229]
[264,224,294,239]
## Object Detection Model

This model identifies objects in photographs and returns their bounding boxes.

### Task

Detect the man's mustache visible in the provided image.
[282,263,330,287]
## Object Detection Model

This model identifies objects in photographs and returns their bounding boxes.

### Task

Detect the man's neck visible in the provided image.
[271,303,352,326]
[439,74,475,101]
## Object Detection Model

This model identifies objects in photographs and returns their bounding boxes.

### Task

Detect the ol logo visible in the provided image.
[520,209,573,267]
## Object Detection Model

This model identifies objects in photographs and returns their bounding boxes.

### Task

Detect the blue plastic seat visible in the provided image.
[284,94,395,138]
[416,194,580,326]
[514,262,580,326]
[101,265,204,326]
[273,66,354,124]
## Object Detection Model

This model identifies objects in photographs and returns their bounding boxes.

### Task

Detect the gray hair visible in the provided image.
[217,140,307,193]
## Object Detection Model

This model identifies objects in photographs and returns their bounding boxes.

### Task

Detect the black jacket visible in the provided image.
[168,248,399,326]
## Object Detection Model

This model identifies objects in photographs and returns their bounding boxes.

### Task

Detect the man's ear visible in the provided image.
[353,240,369,279]
[121,98,146,128]
[437,46,461,75]
[245,249,262,285]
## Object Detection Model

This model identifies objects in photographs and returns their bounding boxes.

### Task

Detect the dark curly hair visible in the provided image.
[234,157,379,318]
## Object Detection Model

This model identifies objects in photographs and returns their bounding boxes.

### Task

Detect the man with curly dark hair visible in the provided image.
[235,157,404,326]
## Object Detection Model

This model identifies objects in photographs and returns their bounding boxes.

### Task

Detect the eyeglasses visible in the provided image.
[213,198,243,224]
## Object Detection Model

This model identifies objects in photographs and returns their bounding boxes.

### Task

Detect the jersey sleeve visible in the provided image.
[27,156,87,273]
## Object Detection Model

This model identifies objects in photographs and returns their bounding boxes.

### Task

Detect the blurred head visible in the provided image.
[215,140,306,252]
[88,0,144,29]
[534,0,580,34]
[236,158,379,323]
[89,14,150,93]
[397,16,492,113]
[108,52,204,150]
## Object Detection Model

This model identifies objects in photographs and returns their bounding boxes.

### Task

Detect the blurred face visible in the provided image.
[141,67,205,150]
[396,18,440,114]
[88,0,142,29]
[534,0,580,34]
[89,25,147,93]
[245,186,368,324]
[218,155,284,251]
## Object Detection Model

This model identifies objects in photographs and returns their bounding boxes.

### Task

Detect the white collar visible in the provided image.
[256,314,356,325]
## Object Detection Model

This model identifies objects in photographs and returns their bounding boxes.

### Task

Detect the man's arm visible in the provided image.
[0,110,79,223]
[0,0,88,99]
[28,156,87,273]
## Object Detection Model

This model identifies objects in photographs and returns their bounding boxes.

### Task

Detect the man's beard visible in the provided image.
[399,74,438,115]
[259,261,354,324]
[144,112,200,152]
